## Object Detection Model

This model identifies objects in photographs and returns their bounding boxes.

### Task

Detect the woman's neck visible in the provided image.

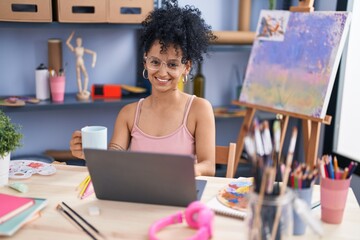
[148,90,185,108]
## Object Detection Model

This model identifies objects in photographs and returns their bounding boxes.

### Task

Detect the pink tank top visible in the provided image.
[130,95,195,156]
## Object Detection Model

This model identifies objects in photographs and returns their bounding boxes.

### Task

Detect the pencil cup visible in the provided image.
[81,126,107,150]
[292,187,313,235]
[320,176,351,224]
[247,191,294,240]
[50,76,65,102]
[0,153,10,187]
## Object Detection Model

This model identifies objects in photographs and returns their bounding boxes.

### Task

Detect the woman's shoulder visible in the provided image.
[119,100,141,116]
[191,95,212,110]
[188,96,214,120]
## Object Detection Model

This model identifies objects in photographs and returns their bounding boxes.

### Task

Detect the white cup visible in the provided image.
[81,126,107,150]
[0,153,11,187]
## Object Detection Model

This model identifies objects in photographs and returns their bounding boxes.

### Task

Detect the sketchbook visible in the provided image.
[206,177,253,219]
[0,198,48,236]
[0,193,34,224]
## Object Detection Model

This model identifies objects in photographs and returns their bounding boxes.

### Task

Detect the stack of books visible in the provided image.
[0,193,47,236]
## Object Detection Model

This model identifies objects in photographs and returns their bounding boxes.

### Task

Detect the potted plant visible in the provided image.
[0,110,23,186]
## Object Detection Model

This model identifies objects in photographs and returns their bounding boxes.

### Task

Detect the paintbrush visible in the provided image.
[270,127,298,240]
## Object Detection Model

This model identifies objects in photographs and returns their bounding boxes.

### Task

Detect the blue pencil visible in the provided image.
[328,155,335,179]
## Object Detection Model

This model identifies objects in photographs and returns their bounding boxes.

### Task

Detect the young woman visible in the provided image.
[70,0,217,176]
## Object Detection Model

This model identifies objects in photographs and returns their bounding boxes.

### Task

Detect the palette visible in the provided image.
[9,160,56,179]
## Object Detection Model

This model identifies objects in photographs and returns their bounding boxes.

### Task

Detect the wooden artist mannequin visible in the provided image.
[66,31,97,100]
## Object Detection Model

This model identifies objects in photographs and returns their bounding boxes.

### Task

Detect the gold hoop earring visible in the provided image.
[142,69,148,79]
[182,75,188,84]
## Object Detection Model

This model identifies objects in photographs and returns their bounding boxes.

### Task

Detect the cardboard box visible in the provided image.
[55,0,107,23]
[0,0,52,22]
[108,0,154,24]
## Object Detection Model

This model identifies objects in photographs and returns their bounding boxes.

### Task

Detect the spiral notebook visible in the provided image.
[206,177,253,219]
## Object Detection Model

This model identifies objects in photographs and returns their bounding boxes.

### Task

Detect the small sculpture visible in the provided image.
[66,31,97,100]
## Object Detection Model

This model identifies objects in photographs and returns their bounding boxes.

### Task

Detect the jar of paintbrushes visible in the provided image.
[247,177,295,240]
[244,120,298,240]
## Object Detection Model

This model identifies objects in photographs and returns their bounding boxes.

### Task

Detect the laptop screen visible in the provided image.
[84,149,207,207]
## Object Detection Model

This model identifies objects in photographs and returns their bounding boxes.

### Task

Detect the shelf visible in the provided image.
[211,31,256,45]
[214,105,276,120]
[0,21,143,29]
[214,106,246,118]
[0,93,149,113]
[208,44,252,52]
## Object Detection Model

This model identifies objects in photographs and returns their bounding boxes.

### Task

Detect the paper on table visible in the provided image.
[207,196,247,219]
[206,177,253,219]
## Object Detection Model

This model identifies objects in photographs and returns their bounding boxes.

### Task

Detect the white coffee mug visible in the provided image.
[81,126,107,150]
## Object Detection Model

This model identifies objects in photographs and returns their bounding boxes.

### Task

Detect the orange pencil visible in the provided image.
[334,156,339,179]
[342,167,349,179]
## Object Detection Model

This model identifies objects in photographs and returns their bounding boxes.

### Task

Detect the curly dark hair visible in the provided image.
[139,0,217,68]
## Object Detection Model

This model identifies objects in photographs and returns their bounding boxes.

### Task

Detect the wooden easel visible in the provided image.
[232,101,332,170]
[290,0,315,12]
[232,1,332,172]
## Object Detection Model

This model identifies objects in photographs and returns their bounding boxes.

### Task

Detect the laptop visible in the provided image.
[84,149,207,207]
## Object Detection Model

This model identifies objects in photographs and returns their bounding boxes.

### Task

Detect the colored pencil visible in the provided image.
[77,175,90,191]
[81,181,94,200]
[319,158,325,179]
[342,167,349,180]
[347,162,358,178]
[333,156,339,178]
[78,177,91,198]
[328,156,335,179]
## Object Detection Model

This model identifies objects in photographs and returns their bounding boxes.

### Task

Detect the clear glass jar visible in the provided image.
[247,190,294,240]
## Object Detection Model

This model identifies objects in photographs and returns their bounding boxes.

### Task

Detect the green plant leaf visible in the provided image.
[0,110,23,158]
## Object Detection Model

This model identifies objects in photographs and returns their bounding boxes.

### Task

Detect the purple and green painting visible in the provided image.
[239,10,351,118]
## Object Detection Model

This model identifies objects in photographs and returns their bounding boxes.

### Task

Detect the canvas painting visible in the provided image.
[239,10,351,118]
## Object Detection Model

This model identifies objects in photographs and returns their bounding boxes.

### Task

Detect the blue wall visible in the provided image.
[0,0,336,157]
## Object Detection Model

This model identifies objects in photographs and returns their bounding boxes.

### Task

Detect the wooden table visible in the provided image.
[0,165,359,239]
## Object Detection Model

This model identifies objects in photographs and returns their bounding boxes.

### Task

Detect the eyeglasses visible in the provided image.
[144,56,184,74]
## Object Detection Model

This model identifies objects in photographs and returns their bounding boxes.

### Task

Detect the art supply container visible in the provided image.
[35,63,50,100]
[247,191,294,240]
[50,76,65,102]
[320,176,351,224]
[292,187,313,235]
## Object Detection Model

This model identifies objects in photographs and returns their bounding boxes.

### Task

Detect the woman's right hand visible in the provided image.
[70,130,85,159]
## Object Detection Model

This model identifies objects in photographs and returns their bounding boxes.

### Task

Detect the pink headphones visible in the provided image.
[149,201,214,240]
